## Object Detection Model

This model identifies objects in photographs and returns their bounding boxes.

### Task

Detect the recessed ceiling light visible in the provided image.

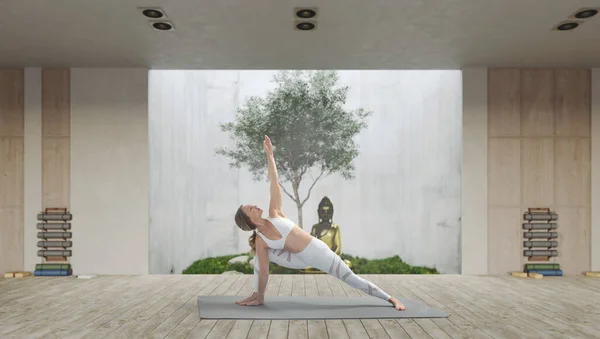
[295,8,317,19]
[574,8,598,19]
[556,22,579,31]
[139,7,167,19]
[149,21,175,31]
[295,21,316,31]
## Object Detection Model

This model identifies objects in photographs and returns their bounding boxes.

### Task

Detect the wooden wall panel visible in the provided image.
[42,69,70,210]
[42,69,70,137]
[0,138,24,207]
[555,138,590,207]
[0,69,24,274]
[488,67,592,275]
[488,138,520,206]
[556,207,590,275]
[0,208,23,272]
[488,207,521,274]
[0,70,24,137]
[42,138,70,208]
[554,69,590,137]
[521,70,554,136]
[521,138,554,207]
[488,69,520,137]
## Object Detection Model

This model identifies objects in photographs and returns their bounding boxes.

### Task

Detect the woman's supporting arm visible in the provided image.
[254,236,270,302]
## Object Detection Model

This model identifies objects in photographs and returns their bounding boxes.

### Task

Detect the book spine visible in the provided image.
[35,264,71,270]
[526,269,563,276]
[524,263,559,270]
[34,269,72,276]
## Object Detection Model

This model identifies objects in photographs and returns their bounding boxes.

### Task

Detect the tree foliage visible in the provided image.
[216,70,372,227]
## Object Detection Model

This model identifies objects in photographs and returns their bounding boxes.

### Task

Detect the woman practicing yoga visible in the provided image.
[233,135,406,311]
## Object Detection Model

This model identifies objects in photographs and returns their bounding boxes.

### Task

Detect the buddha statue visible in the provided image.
[302,196,351,273]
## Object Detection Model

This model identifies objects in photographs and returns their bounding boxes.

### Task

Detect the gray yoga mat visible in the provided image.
[197,295,449,319]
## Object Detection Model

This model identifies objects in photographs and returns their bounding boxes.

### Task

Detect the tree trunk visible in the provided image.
[296,203,303,229]
[292,182,303,229]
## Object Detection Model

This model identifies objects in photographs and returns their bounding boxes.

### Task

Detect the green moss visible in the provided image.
[182,253,439,275]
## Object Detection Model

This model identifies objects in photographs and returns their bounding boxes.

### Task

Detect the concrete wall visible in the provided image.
[148,70,463,275]
[461,68,488,275]
[70,68,149,275]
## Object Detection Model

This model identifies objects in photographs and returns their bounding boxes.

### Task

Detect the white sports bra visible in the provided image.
[256,217,295,249]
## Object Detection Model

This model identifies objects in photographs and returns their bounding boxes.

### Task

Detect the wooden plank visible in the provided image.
[488,138,520,206]
[266,275,293,339]
[488,69,521,137]
[304,275,328,339]
[0,69,24,137]
[521,69,554,137]
[1,275,132,337]
[288,275,308,339]
[425,276,537,338]
[10,276,138,338]
[401,276,494,339]
[42,69,70,137]
[554,138,590,207]
[224,275,253,339]
[1,275,599,339]
[521,138,554,207]
[265,275,288,339]
[554,69,591,137]
[324,275,357,339]
[470,275,600,338]
[163,274,229,339]
[205,275,247,339]
[314,275,349,339]
[487,207,522,275]
[241,273,282,339]
[58,275,186,339]
[374,275,451,339]
[0,275,121,323]
[106,275,216,337]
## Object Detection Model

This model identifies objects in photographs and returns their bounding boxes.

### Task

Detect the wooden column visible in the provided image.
[42,69,70,210]
[0,69,25,274]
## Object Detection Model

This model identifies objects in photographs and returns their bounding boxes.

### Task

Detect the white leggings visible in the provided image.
[253,238,391,301]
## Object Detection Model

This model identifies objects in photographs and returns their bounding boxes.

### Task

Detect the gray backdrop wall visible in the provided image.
[149,70,462,274]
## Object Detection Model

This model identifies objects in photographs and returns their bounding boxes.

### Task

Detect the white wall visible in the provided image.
[24,68,42,272]
[592,68,600,272]
[70,68,149,275]
[149,70,463,275]
[461,68,488,275]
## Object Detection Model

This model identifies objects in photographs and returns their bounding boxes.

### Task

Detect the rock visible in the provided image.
[221,270,243,275]
[228,255,250,265]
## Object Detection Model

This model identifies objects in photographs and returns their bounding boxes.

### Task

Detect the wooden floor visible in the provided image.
[0,274,599,339]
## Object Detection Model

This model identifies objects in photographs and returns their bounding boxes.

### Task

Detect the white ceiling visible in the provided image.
[1,0,599,69]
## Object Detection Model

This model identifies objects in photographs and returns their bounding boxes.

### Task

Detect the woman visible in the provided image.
[233,135,405,311]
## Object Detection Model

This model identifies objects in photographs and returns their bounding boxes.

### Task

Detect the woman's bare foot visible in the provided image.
[388,297,406,311]
[236,292,257,305]
[239,298,264,306]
